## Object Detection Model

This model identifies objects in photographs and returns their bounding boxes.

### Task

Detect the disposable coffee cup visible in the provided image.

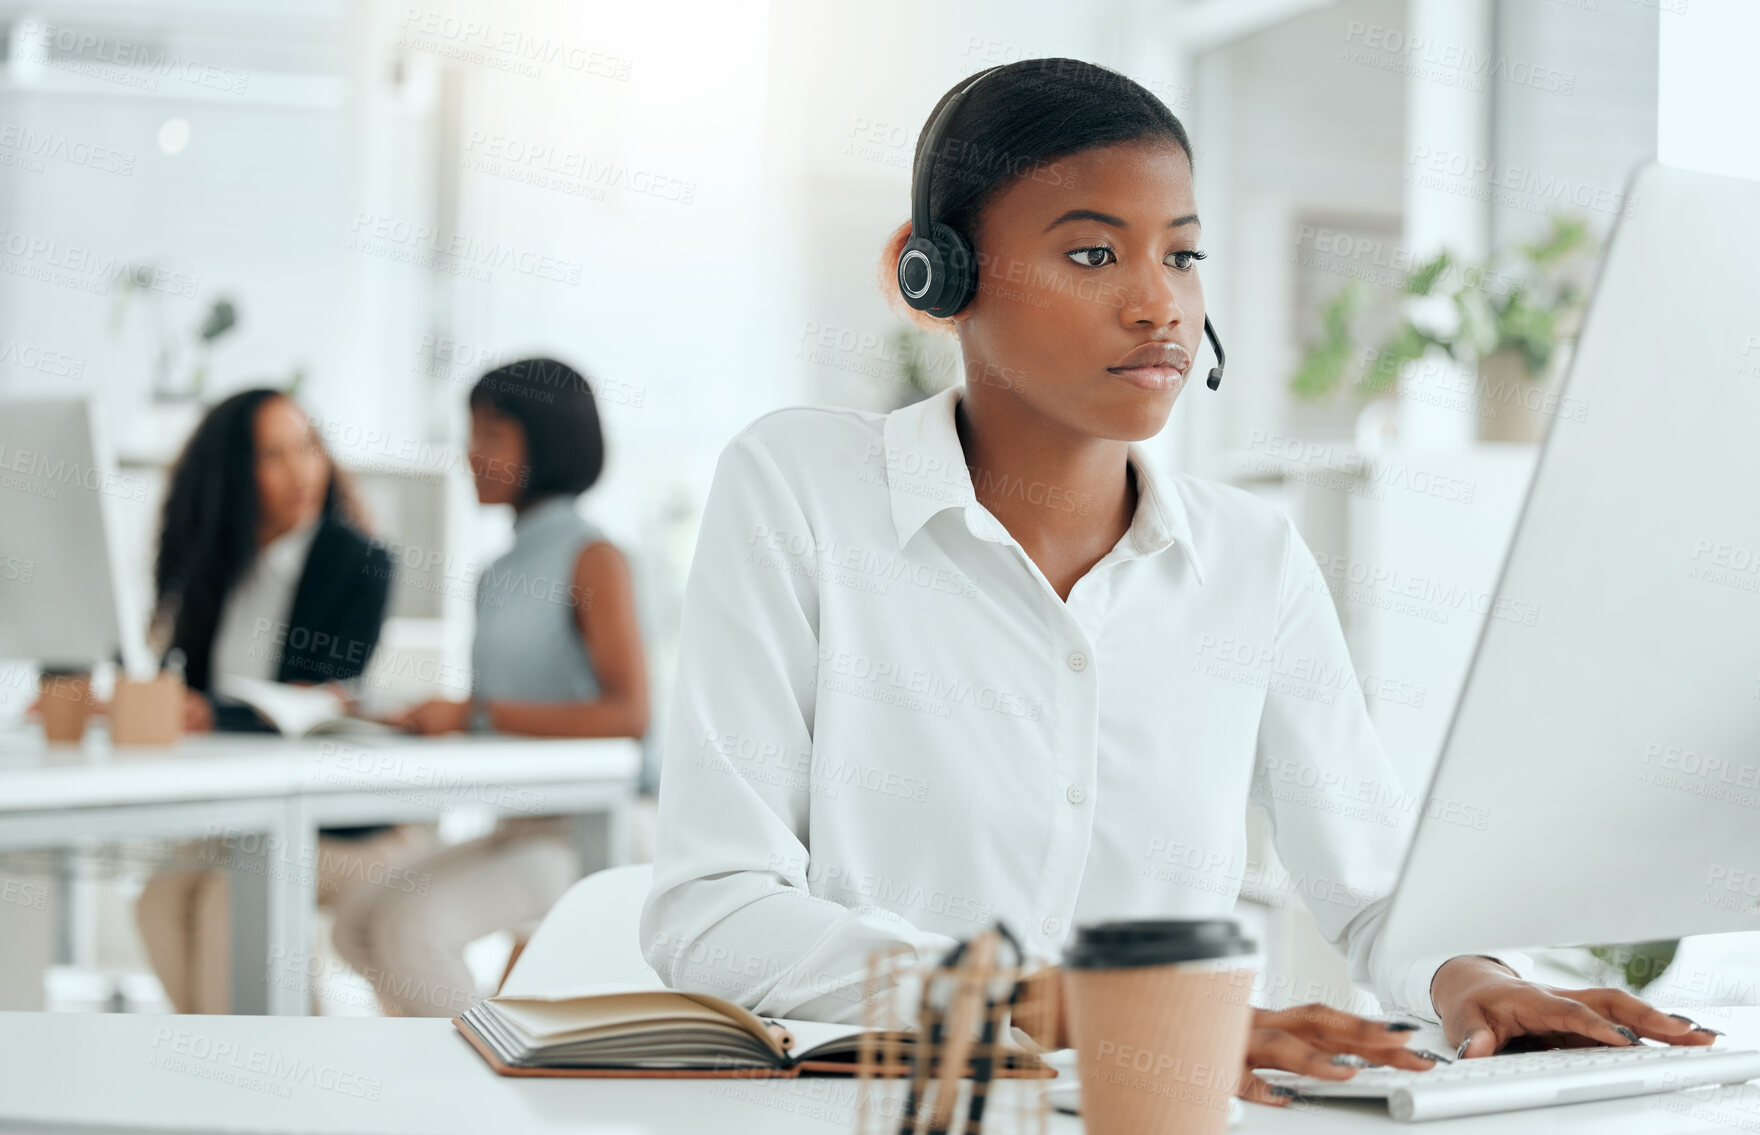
[38,671,93,745]
[1062,919,1259,1135]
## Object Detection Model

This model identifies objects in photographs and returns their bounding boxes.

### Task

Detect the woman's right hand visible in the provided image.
[1238,1003,1446,1106]
[390,698,471,735]
[182,689,214,733]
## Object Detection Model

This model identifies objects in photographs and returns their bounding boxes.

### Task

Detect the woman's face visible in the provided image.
[952,140,1204,442]
[252,396,329,537]
[467,404,528,506]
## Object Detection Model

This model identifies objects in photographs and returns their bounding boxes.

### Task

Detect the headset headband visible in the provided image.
[910,64,1011,242]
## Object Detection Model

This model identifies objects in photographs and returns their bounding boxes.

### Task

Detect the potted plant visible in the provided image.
[1290,216,1597,443]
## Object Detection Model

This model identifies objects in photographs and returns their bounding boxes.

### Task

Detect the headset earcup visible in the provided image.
[897,225,978,317]
[929,222,977,317]
[896,234,942,312]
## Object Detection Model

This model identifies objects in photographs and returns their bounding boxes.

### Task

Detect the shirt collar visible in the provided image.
[878,385,1205,584]
[260,516,321,579]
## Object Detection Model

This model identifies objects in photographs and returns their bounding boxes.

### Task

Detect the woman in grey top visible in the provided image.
[331,357,648,1017]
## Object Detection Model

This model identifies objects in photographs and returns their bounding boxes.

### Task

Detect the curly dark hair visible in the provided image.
[152,388,366,682]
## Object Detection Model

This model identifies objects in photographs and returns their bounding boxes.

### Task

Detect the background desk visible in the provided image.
[0,727,642,1014]
[1,1008,1758,1134]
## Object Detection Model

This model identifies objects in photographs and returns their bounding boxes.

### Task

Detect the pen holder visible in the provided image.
[38,670,94,744]
[111,673,185,746]
[853,926,1053,1135]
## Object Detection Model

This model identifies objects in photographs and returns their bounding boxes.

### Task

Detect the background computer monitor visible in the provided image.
[1379,162,1760,961]
[0,398,152,676]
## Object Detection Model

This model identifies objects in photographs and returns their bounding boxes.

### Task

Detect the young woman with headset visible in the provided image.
[640,59,1716,1104]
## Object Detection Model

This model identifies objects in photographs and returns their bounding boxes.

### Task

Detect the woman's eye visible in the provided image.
[1065,246,1115,268]
[1167,249,1209,271]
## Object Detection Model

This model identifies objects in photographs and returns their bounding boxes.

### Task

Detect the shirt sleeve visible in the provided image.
[1246,513,1530,1021]
[639,428,958,1023]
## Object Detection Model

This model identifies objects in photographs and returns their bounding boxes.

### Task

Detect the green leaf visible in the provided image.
[1586,940,1678,992]
[1523,215,1592,267]
[1289,282,1369,399]
[1405,251,1452,297]
[1289,335,1353,399]
[1359,321,1432,396]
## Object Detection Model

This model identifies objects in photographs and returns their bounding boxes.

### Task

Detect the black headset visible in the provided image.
[895,64,1227,391]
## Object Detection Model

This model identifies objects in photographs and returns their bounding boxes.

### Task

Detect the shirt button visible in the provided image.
[1065,785,1086,805]
[1041,917,1062,937]
[1067,651,1088,672]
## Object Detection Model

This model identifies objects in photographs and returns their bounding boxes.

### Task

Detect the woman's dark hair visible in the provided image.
[153,388,364,681]
[467,357,604,505]
[883,58,1194,313]
[921,58,1192,240]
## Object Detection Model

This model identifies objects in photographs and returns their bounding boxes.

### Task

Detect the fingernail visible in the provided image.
[1414,1049,1453,1064]
[1385,1020,1421,1032]
[1616,1026,1641,1044]
[1455,1034,1473,1060]
[1270,1085,1299,1099]
[1668,1013,1724,1036]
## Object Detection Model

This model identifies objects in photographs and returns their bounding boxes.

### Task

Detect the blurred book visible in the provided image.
[214,675,397,738]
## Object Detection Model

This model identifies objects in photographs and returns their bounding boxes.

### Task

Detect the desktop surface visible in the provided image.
[1,1008,1757,1133]
[0,724,643,813]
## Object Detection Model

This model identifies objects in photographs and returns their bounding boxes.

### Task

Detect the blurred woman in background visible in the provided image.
[330,358,648,1017]
[135,388,423,1013]
[152,388,389,725]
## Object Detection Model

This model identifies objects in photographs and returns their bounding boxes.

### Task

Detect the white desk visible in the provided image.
[0,727,642,1015]
[1,1009,1758,1133]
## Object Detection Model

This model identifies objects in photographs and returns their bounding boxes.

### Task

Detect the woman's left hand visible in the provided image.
[391,698,471,735]
[1431,956,1723,1058]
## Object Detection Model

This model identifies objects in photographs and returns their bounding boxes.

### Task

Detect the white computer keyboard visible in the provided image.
[1256,1043,1760,1122]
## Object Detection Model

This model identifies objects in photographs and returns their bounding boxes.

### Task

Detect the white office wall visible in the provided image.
[1491,0,1659,253]
[0,0,436,460]
[1188,0,1408,474]
[425,0,782,553]
[1658,0,1760,182]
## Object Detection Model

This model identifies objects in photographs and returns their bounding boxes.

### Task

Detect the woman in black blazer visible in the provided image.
[135,388,426,1013]
[152,388,392,729]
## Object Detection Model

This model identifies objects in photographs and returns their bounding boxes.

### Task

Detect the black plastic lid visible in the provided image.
[1062,919,1256,970]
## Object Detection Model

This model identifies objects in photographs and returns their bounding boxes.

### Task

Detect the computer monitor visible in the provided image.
[1377,162,1760,962]
[0,398,153,676]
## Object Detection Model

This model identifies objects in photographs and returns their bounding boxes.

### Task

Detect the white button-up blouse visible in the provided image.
[641,384,1455,1024]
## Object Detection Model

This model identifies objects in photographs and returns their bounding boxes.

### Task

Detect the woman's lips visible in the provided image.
[1107,364,1187,392]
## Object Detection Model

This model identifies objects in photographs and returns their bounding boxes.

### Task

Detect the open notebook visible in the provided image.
[214,675,399,738]
[453,985,1052,1080]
